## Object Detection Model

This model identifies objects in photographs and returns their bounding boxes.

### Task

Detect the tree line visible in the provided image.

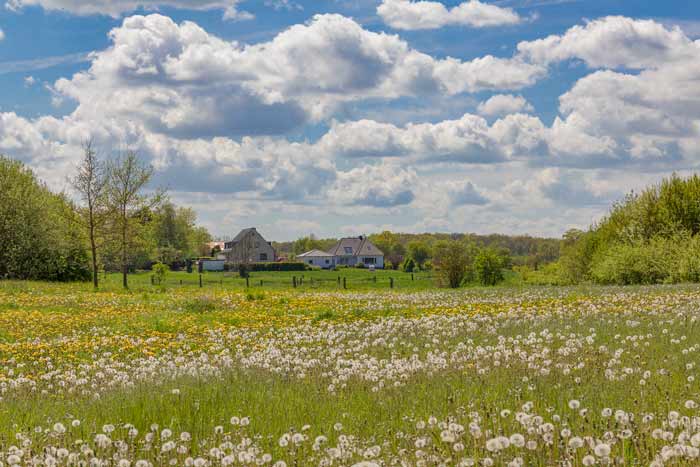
[549,174,700,285]
[0,145,211,288]
[278,231,560,271]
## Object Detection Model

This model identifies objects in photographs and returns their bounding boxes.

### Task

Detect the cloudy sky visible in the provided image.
[0,0,698,240]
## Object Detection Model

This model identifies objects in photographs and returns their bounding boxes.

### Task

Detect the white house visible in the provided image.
[299,236,384,269]
[297,249,335,269]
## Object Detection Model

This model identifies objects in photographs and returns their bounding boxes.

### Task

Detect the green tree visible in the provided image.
[0,156,90,281]
[402,257,416,273]
[474,247,508,286]
[432,240,473,288]
[407,240,430,269]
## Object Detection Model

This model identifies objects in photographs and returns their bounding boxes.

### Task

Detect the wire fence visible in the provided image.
[149,272,435,291]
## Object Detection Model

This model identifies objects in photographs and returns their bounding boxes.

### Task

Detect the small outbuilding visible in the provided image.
[297,249,336,269]
[198,259,225,272]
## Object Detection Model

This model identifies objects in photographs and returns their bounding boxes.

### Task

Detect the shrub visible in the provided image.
[152,262,169,286]
[246,262,309,272]
[402,257,416,273]
[474,247,507,286]
[589,237,675,285]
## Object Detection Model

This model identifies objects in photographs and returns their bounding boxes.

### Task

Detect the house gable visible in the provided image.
[223,227,275,263]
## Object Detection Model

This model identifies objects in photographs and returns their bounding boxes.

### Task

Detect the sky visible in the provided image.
[0,0,699,241]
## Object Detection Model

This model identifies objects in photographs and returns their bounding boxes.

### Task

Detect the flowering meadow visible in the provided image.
[1,281,699,466]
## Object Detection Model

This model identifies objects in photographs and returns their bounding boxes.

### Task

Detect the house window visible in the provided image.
[255,242,260,248]
[364,257,376,264]
[344,247,353,254]
[308,260,313,264]
[260,253,268,261]
[325,259,330,264]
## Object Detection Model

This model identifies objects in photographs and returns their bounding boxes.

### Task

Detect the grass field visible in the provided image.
[99,268,439,292]
[0,276,699,466]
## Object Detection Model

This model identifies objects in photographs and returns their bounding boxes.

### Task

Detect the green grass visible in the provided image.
[1,280,699,465]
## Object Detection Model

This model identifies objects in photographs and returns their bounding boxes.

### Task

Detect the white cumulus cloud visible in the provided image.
[517,16,697,69]
[378,0,520,30]
[477,94,533,117]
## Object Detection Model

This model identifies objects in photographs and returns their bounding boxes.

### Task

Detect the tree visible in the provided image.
[70,141,109,288]
[402,257,416,273]
[407,241,430,269]
[106,150,163,289]
[0,156,90,281]
[432,240,473,288]
[474,247,509,286]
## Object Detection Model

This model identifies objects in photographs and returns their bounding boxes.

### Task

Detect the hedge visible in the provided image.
[225,262,309,272]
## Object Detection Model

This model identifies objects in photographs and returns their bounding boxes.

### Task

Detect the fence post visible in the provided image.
[411,273,414,281]
[343,277,347,289]
[199,274,203,288]
[293,276,297,288]
[390,277,394,289]
[260,279,263,287]
[373,276,377,283]
[246,277,250,288]
[151,275,154,285]
[337,276,341,286]
[180,279,183,285]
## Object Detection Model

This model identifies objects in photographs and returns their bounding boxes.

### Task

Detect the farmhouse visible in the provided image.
[299,236,384,269]
[223,228,276,263]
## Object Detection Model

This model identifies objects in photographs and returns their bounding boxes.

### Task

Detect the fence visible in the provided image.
[150,272,434,291]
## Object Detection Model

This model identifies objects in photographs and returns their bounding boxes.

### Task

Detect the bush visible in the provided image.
[671,235,700,283]
[152,262,169,285]
[514,263,566,286]
[589,237,676,285]
[356,262,366,269]
[474,247,508,286]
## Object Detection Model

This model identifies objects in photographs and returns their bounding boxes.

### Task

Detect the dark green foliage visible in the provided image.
[241,262,309,272]
[402,257,416,273]
[0,157,91,281]
[407,241,430,269]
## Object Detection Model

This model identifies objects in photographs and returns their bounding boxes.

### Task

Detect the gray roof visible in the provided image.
[297,249,334,257]
[328,237,383,257]
[232,227,258,243]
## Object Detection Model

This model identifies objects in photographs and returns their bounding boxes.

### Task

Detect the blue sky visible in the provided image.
[0,0,698,240]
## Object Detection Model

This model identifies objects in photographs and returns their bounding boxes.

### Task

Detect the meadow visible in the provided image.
[0,275,699,466]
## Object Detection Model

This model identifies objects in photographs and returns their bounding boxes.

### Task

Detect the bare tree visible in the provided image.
[107,150,163,289]
[70,140,108,288]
